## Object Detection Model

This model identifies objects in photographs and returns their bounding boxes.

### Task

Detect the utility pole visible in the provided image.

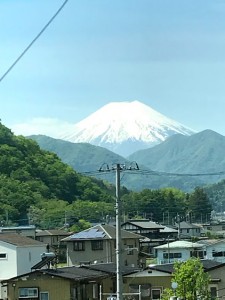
[99,162,139,300]
[115,164,122,300]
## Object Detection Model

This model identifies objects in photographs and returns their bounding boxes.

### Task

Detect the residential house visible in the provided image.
[178,221,202,239]
[0,233,47,298]
[154,240,205,264]
[202,221,225,238]
[155,239,225,265]
[0,225,36,239]
[123,260,225,300]
[121,220,178,255]
[200,239,225,263]
[3,263,140,300]
[35,229,71,262]
[62,224,142,267]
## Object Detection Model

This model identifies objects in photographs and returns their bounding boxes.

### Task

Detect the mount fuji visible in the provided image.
[59,100,195,156]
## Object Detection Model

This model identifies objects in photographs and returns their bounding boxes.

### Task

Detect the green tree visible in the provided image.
[162,258,211,300]
[188,187,212,222]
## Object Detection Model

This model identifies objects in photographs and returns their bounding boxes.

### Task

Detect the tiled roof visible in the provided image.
[149,259,225,274]
[178,221,202,229]
[82,262,141,275]
[35,230,71,237]
[62,224,143,241]
[123,220,164,229]
[198,239,225,246]
[4,263,140,283]
[0,233,45,247]
[39,266,109,281]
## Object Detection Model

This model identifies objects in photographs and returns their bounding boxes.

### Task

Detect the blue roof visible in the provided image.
[69,228,106,240]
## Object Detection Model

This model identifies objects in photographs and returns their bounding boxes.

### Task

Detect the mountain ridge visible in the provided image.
[30,129,225,192]
[59,100,195,156]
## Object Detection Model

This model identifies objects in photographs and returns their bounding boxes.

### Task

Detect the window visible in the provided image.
[129,284,150,297]
[40,292,49,300]
[152,289,161,299]
[0,253,7,259]
[210,287,217,300]
[212,251,225,257]
[163,253,182,259]
[127,245,134,255]
[73,241,85,251]
[19,288,38,298]
[91,240,103,250]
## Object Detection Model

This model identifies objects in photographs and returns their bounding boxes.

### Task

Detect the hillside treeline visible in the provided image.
[0,122,218,230]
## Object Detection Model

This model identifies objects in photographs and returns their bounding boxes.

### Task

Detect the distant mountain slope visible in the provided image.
[29,135,129,173]
[29,132,223,192]
[128,130,225,174]
[58,100,195,156]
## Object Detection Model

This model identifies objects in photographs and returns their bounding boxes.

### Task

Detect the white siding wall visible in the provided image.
[17,245,47,276]
[205,242,225,263]
[0,243,17,280]
[156,248,191,264]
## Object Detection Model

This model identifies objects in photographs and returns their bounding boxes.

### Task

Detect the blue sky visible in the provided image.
[1,0,225,137]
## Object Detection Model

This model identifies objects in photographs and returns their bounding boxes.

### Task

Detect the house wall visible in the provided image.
[16,245,47,276]
[123,270,171,299]
[7,274,71,300]
[67,239,114,266]
[0,242,17,280]
[156,248,192,264]
[205,241,225,263]
[67,238,140,267]
[6,272,114,300]
[209,266,225,299]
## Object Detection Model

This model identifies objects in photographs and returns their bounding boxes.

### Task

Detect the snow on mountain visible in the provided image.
[59,100,195,157]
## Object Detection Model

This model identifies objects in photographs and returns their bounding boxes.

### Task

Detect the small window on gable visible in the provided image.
[0,253,7,259]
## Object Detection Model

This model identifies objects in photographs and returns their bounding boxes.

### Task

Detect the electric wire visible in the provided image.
[0,0,68,83]
[80,168,225,178]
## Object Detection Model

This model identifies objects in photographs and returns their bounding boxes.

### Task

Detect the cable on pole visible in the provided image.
[0,0,69,83]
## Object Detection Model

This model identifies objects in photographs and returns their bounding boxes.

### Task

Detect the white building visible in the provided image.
[155,239,225,265]
[154,240,205,264]
[0,232,47,299]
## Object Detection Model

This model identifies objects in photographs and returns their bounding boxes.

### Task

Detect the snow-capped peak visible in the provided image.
[59,100,195,156]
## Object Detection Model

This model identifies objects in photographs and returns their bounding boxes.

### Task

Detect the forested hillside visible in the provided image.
[0,122,220,230]
[0,122,122,228]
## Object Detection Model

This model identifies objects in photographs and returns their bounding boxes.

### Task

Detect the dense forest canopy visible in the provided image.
[0,122,220,230]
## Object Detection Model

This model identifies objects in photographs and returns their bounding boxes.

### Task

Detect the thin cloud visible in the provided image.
[10,118,74,138]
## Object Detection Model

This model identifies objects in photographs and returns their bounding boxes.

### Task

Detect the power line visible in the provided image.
[0,0,69,83]
[80,168,225,178]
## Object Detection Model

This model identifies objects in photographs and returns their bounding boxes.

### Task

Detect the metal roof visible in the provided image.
[154,240,204,249]
[62,224,143,241]
[149,259,225,274]
[122,220,164,229]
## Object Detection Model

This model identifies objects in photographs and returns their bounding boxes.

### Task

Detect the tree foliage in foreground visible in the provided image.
[162,258,211,300]
[0,122,116,227]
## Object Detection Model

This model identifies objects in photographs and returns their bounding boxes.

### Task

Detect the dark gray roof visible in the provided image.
[63,224,143,241]
[3,266,109,283]
[3,263,140,283]
[0,233,46,247]
[122,220,164,230]
[82,262,141,275]
[36,230,70,237]
[149,260,225,274]
[178,221,201,229]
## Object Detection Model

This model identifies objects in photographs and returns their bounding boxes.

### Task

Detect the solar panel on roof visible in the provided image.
[70,228,105,239]
[31,256,55,270]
